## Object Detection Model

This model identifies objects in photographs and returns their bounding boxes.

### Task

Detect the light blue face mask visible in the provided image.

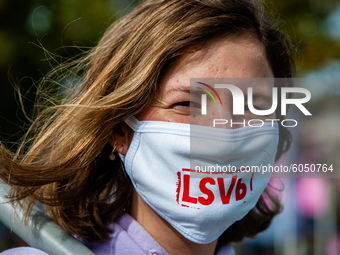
[124,116,279,244]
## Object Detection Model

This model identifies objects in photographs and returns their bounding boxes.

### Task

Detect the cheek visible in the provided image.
[135,107,159,121]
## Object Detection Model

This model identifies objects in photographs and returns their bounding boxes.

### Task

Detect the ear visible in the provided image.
[108,123,133,156]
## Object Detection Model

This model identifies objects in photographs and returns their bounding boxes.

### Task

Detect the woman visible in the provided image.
[0,0,294,254]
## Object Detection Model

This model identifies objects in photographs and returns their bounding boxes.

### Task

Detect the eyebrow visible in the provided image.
[166,86,274,102]
[166,86,203,97]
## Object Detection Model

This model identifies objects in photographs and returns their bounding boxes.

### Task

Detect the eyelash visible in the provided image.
[172,102,263,112]
[172,101,201,108]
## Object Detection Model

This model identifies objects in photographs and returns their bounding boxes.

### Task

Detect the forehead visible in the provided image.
[158,34,273,96]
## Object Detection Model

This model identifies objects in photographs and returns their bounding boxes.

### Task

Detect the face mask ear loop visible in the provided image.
[119,158,128,178]
[124,116,139,131]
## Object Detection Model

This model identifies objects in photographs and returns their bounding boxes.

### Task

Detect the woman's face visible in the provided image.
[116,34,277,252]
[136,34,275,125]
[114,34,275,155]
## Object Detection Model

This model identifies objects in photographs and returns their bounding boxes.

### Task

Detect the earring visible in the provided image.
[109,142,117,161]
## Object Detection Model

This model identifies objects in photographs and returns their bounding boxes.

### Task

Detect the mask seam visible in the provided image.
[125,117,278,137]
[124,132,141,178]
[132,125,278,140]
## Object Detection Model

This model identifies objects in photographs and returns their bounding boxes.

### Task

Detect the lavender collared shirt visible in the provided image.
[0,214,235,255]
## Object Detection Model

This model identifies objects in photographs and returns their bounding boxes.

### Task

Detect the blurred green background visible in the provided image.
[0,0,339,254]
[0,0,139,149]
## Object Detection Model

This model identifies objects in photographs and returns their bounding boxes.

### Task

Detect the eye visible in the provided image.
[172,101,201,108]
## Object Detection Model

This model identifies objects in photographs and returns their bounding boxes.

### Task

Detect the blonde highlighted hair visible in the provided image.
[1,0,294,243]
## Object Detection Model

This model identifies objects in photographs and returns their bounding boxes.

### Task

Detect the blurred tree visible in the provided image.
[265,0,340,72]
[0,0,137,148]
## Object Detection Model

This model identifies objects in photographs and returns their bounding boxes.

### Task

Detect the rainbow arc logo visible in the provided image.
[196,82,222,115]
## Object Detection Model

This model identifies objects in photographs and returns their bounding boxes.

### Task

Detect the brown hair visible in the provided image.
[0,0,295,243]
